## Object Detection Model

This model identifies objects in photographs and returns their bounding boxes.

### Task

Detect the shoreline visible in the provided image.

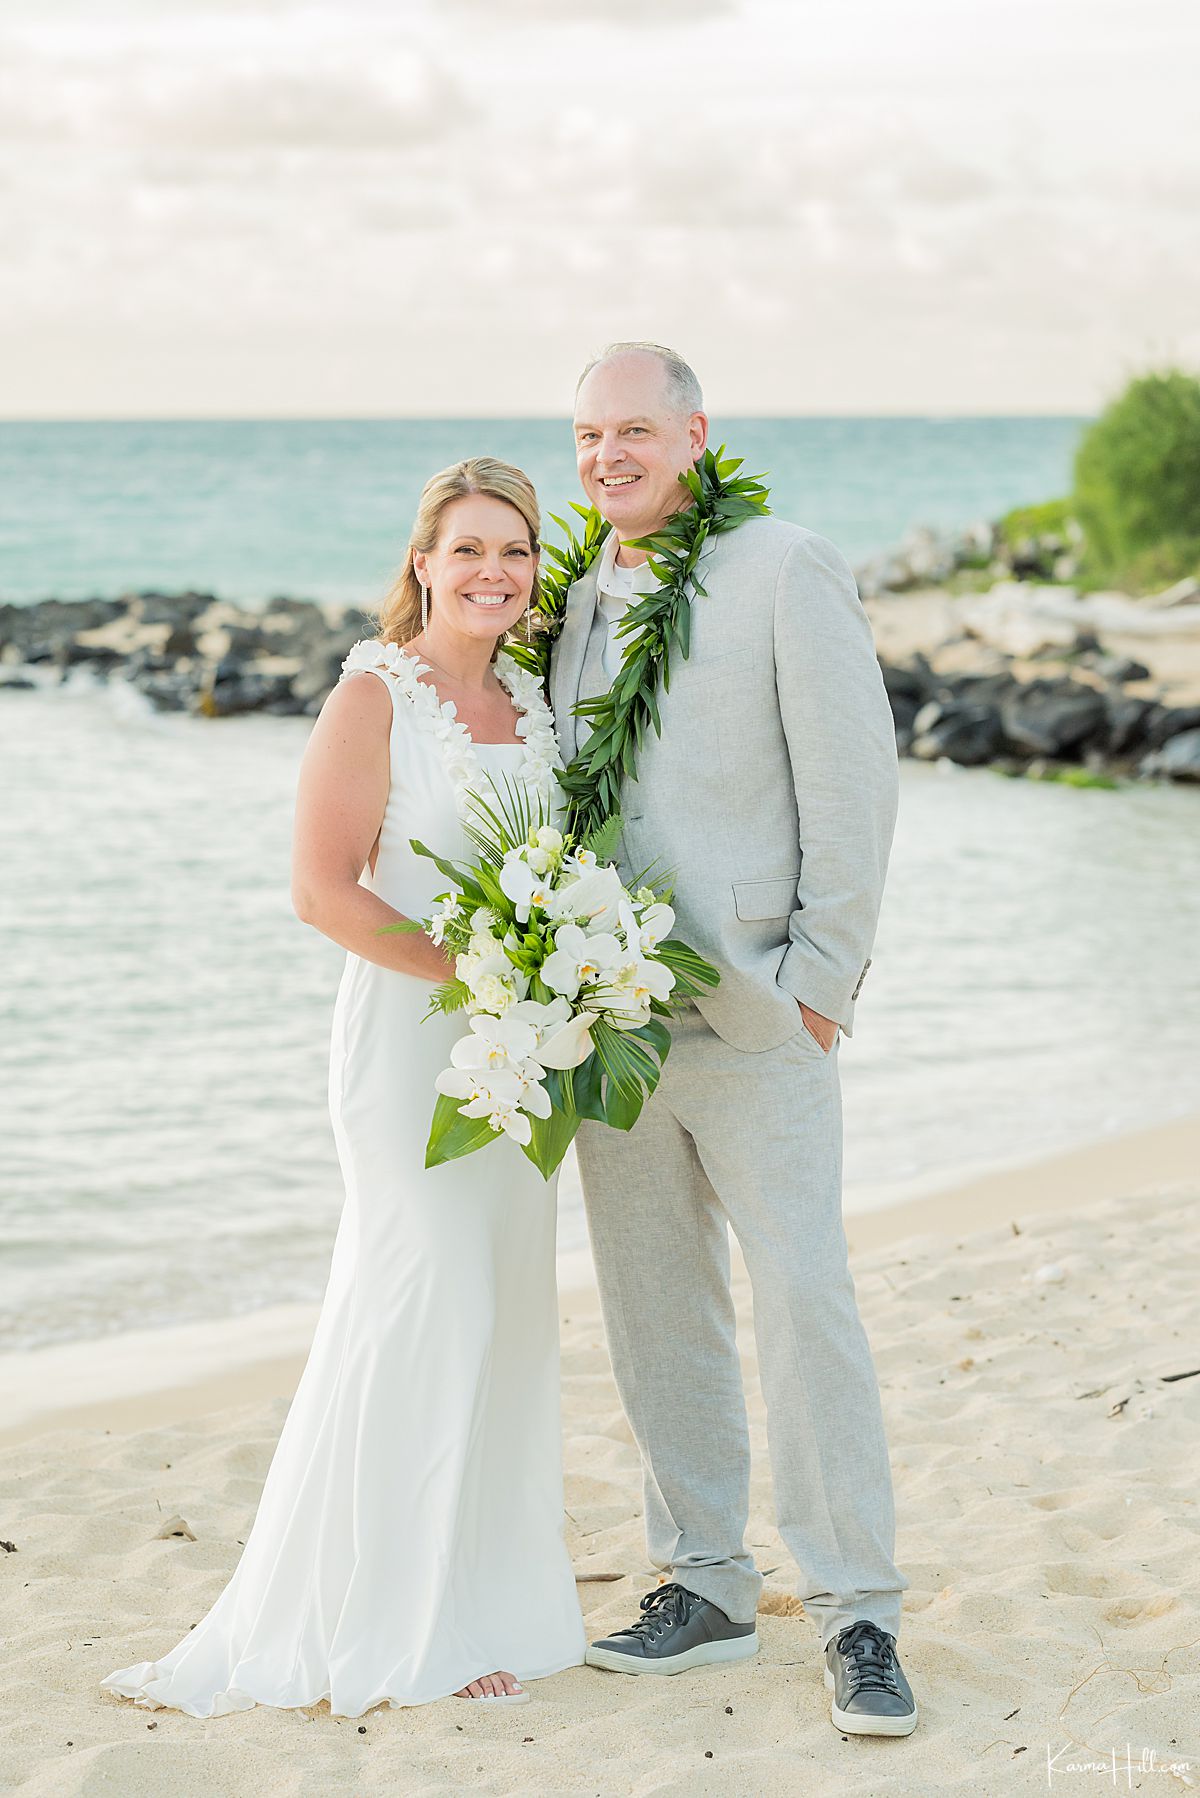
[4,1107,1196,1450]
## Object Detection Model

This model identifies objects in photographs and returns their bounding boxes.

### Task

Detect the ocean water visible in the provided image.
[0,416,1086,605]
[2,673,1198,1356]
[5,412,1197,1362]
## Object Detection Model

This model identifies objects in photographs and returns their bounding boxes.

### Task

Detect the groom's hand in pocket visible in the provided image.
[798,1001,838,1053]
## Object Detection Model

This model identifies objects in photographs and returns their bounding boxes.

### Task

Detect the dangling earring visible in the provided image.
[419,581,429,632]
[524,606,532,643]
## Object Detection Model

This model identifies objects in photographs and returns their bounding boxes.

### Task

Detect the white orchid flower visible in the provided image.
[540,924,625,1001]
[596,999,651,1033]
[436,1047,548,1123]
[628,956,676,1003]
[544,865,623,931]
[449,1012,539,1073]
[435,1065,523,1106]
[511,1060,553,1117]
[428,894,462,947]
[498,848,552,922]
[588,956,675,1029]
[618,898,675,956]
[566,847,598,873]
[460,1094,532,1144]
[541,881,579,921]
[633,901,675,952]
[508,996,573,1042]
[616,899,640,953]
[505,995,594,1070]
[535,1012,597,1069]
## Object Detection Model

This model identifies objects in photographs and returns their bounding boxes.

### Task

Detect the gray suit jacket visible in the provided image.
[549,515,899,1053]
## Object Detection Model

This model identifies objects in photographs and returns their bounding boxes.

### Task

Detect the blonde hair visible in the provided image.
[375,457,543,653]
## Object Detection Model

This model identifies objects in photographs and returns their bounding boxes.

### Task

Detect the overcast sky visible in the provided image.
[2,0,1197,417]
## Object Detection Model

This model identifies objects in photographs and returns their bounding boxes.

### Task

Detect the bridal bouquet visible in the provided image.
[382,781,719,1178]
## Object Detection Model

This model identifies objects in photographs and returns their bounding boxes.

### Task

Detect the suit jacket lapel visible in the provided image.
[550,558,601,765]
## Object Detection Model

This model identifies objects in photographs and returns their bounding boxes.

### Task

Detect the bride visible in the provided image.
[102,458,586,1717]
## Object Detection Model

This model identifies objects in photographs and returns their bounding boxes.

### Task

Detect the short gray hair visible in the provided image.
[575,341,704,416]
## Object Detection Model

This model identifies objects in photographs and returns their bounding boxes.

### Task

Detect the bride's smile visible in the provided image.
[412,492,538,651]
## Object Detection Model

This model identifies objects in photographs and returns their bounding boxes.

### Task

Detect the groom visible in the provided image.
[550,342,916,1736]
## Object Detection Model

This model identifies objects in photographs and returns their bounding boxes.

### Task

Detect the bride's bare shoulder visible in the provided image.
[306,661,394,760]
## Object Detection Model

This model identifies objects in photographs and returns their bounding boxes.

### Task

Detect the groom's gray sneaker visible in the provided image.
[585,1583,759,1676]
[824,1621,917,1736]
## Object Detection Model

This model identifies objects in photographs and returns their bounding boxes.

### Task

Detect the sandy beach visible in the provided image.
[2,1119,1198,1796]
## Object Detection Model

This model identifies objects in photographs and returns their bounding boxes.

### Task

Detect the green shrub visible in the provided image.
[1073,368,1200,590]
[1096,535,1200,595]
[997,497,1074,546]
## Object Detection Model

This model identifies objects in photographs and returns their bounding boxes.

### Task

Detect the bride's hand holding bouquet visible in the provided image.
[383,780,718,1178]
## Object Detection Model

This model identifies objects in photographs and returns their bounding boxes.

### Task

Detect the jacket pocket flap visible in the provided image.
[732,875,800,921]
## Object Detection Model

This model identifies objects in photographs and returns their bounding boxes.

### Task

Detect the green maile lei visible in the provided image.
[505,445,771,841]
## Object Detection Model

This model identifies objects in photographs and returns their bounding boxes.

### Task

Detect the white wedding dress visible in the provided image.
[102,640,585,1718]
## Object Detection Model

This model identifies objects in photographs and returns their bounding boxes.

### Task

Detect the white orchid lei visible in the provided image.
[340,638,559,815]
[382,785,719,1178]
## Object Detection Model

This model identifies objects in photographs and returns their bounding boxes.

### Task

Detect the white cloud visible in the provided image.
[1,0,1198,413]
[447,0,734,15]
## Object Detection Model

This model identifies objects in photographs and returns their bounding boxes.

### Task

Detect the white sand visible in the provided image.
[2,1126,1198,1795]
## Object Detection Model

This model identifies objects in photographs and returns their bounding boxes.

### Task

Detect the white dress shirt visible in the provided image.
[594,530,662,684]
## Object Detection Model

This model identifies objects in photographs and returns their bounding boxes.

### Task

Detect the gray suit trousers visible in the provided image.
[574,1003,908,1649]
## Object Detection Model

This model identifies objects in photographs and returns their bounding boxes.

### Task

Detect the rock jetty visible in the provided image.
[3,534,1200,784]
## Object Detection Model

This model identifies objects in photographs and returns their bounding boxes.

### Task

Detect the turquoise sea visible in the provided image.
[0,416,1086,604]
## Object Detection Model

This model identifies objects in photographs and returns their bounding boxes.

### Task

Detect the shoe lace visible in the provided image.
[835,1621,903,1695]
[612,1583,694,1643]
